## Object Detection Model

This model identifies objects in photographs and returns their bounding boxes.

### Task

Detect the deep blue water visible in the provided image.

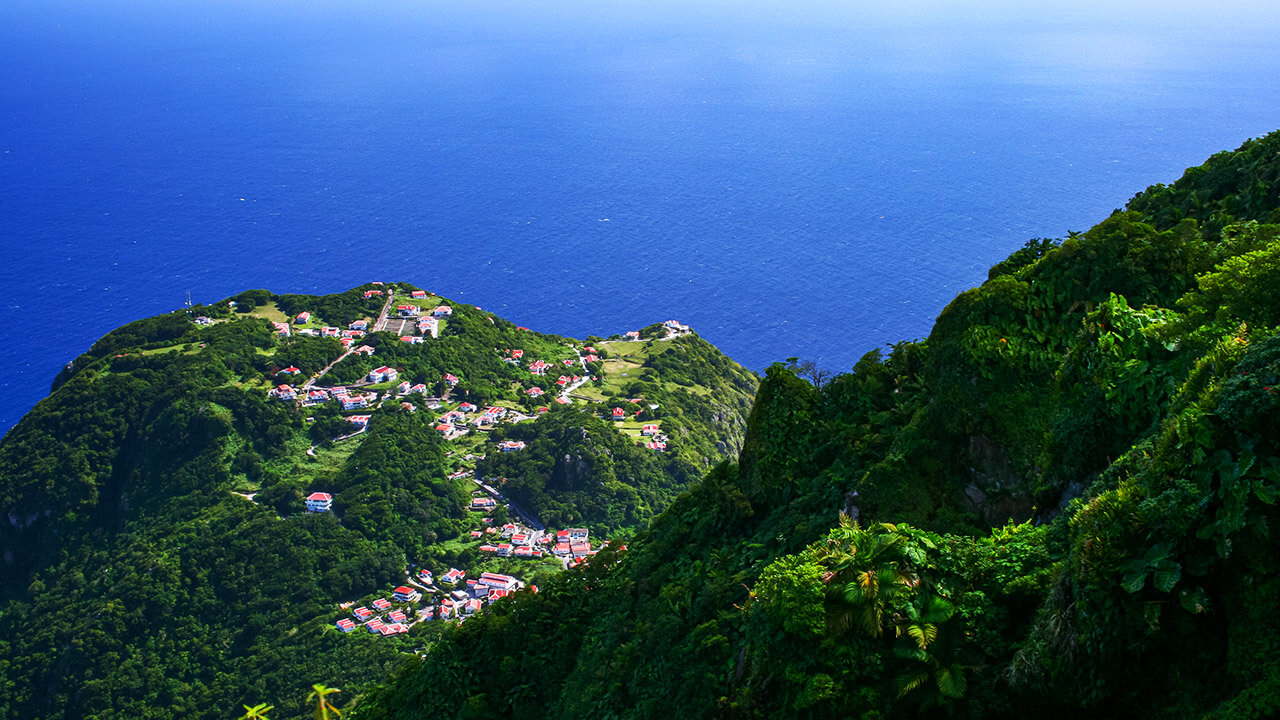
[2,0,1280,433]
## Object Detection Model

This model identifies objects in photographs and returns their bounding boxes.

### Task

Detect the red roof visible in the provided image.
[307,492,333,502]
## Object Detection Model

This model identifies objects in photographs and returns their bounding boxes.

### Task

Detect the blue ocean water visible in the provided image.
[2,0,1279,433]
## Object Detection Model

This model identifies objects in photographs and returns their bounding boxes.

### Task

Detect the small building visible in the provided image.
[497,543,513,557]
[349,320,369,331]
[500,441,526,453]
[352,606,374,622]
[347,415,371,427]
[400,335,424,344]
[321,326,340,337]
[388,610,408,623]
[470,497,497,510]
[418,317,439,338]
[526,386,544,397]
[305,492,333,512]
[269,384,297,402]
[372,598,393,612]
[514,546,534,558]
[442,568,465,585]
[478,572,519,592]
[295,312,312,324]
[279,366,301,375]
[368,366,398,383]
[339,394,368,411]
[393,586,421,603]
[611,408,625,421]
[642,424,660,436]
[272,322,291,337]
[335,618,356,633]
[529,360,549,375]
[443,373,459,387]
[411,290,427,299]
[433,305,453,317]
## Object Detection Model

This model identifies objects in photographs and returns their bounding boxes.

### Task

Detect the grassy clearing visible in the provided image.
[290,435,364,490]
[246,302,290,324]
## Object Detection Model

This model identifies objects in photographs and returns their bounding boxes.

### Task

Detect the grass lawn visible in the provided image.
[246,302,290,324]
[291,435,364,490]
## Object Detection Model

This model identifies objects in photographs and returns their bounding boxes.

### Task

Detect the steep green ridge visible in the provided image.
[0,286,755,720]
[353,131,1280,719]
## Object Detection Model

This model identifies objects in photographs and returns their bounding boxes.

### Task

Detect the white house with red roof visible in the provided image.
[321,326,340,337]
[272,322,291,337]
[400,335,424,344]
[347,415,371,427]
[279,366,301,375]
[529,360,550,375]
[500,440,526,452]
[304,389,329,406]
[478,572,519,591]
[339,394,369,411]
[305,492,333,512]
[410,290,427,299]
[511,533,531,546]
[433,305,453,317]
[418,317,439,338]
[372,598,392,612]
[349,320,368,331]
[363,290,383,298]
[526,386,544,397]
[647,441,667,452]
[396,305,419,317]
[269,384,297,402]
[295,312,312,324]
[443,373,459,386]
[335,618,356,632]
[584,354,600,362]
[458,402,477,413]
[642,424,660,436]
[470,497,496,510]
[442,568,465,584]
[352,606,374,622]
[393,586,421,602]
[354,345,376,356]
[611,407,625,420]
[625,330,640,339]
[396,381,411,395]
[368,366,398,383]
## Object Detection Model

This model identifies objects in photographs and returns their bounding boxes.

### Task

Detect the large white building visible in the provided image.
[305,492,333,512]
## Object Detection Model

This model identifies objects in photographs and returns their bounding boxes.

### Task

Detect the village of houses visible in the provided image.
[211,284,691,638]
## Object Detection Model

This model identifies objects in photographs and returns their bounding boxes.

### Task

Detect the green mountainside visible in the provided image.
[350,131,1280,720]
[0,287,755,719]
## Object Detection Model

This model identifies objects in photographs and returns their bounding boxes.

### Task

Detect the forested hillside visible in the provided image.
[353,131,1280,719]
[0,285,755,719]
